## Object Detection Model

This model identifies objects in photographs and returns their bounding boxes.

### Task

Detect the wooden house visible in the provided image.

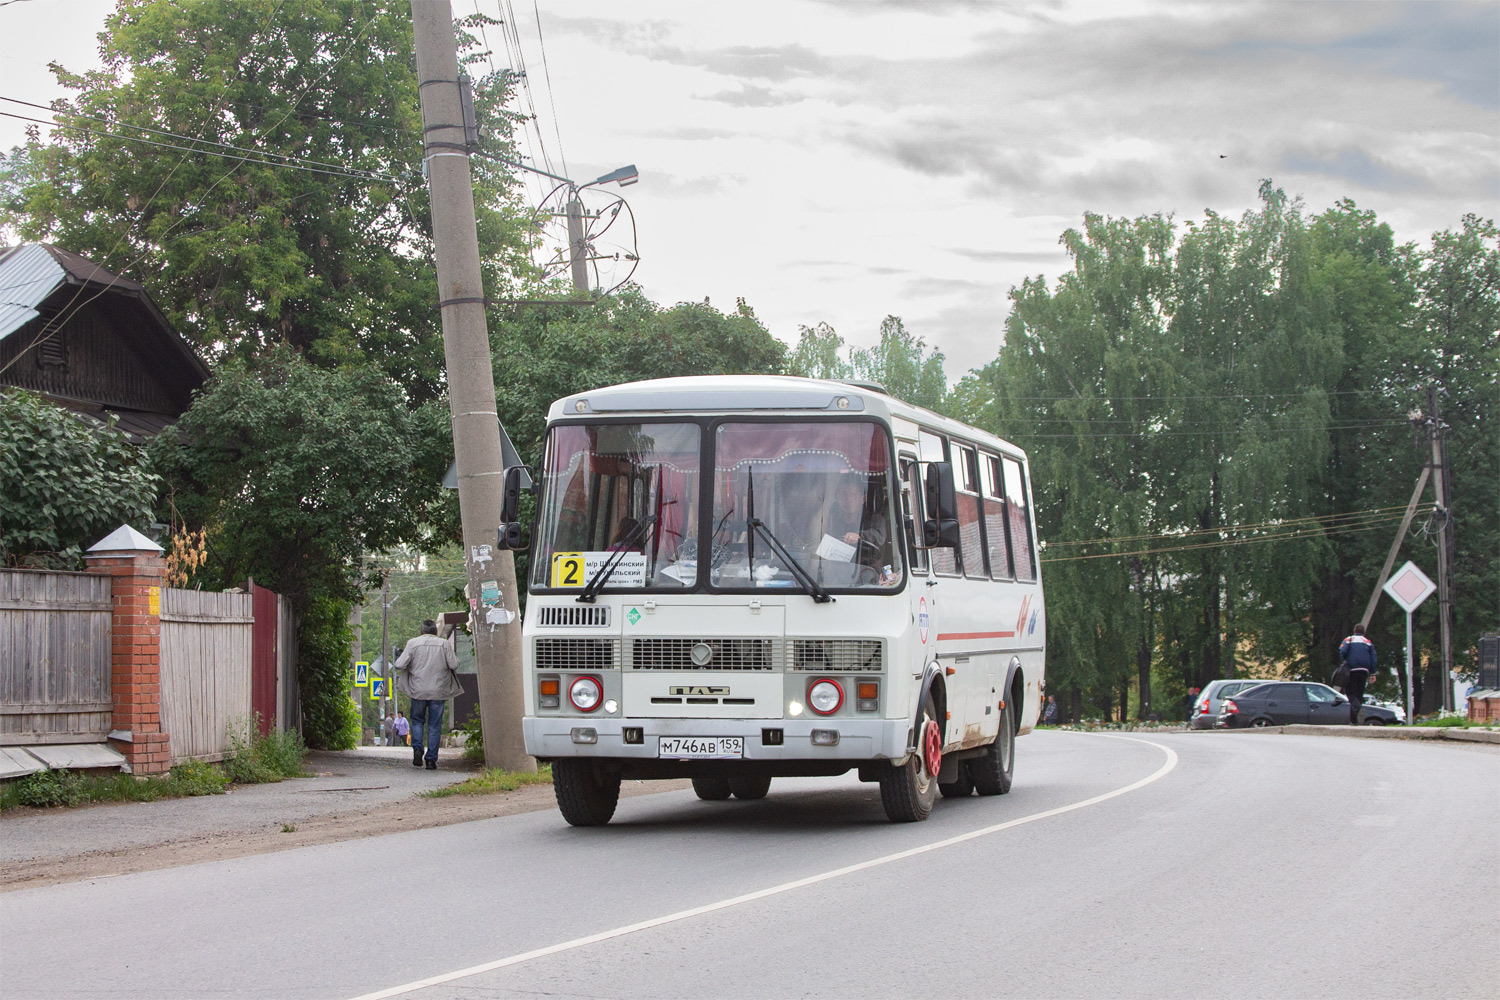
[0,243,208,440]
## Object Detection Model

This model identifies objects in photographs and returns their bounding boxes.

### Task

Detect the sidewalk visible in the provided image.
[1,746,481,871]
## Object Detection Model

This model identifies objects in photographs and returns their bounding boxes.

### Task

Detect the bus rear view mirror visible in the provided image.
[496,465,535,551]
[922,461,960,549]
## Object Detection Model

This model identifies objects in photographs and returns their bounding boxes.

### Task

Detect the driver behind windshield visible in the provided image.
[818,474,887,564]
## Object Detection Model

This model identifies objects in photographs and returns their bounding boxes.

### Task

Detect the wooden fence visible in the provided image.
[159,588,254,763]
[0,570,112,745]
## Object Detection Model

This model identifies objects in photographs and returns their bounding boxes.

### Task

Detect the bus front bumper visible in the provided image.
[523,716,911,762]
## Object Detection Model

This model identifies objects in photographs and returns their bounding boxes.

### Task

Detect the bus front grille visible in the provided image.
[788,639,884,672]
[628,638,779,671]
[535,605,610,627]
[534,638,620,671]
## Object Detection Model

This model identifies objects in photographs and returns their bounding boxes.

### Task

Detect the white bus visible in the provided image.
[498,375,1045,825]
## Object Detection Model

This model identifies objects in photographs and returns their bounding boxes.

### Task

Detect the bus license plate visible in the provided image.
[658,736,743,759]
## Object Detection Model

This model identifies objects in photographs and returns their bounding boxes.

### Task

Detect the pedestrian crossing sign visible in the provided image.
[371,677,388,698]
[354,661,369,687]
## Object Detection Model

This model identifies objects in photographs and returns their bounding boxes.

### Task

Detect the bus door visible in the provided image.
[898,450,931,689]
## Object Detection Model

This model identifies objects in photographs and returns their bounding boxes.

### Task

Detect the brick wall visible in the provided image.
[84,549,171,774]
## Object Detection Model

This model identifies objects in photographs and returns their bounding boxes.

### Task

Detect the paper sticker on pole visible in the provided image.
[1383,561,1435,613]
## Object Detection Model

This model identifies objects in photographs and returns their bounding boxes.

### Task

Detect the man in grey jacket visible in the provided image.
[395,620,463,769]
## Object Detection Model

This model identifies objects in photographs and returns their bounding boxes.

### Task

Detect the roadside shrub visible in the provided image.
[297,595,362,750]
[223,715,309,784]
[460,712,484,762]
[167,758,229,796]
[12,768,83,808]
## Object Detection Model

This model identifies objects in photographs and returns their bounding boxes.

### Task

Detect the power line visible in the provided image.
[0,110,404,183]
[530,0,568,180]
[1040,513,1407,564]
[1044,503,1429,549]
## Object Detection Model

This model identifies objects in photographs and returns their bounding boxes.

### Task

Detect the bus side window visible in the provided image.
[1002,456,1037,583]
[955,444,987,579]
[899,456,927,574]
[982,454,1014,580]
[919,430,959,576]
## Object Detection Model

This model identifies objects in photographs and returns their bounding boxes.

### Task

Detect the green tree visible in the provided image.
[0,389,159,568]
[849,316,949,412]
[148,349,440,746]
[1,0,533,402]
[787,322,852,381]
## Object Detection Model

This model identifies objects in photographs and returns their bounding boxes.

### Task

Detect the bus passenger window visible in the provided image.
[982,454,1013,580]
[955,445,987,579]
[1002,456,1036,583]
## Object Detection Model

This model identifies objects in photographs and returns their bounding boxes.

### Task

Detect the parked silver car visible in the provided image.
[1190,679,1267,729]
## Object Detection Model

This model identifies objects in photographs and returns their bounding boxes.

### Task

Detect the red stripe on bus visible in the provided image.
[936,631,1014,640]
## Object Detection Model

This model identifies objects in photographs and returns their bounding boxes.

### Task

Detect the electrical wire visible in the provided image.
[1044,503,1429,549]
[1040,512,1408,564]
[531,0,568,180]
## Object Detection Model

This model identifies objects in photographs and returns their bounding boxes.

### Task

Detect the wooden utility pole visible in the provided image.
[410,0,531,771]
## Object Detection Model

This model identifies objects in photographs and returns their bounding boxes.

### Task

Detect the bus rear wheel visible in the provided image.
[552,759,621,826]
[728,776,772,800]
[692,777,733,800]
[970,699,1014,796]
[879,692,940,822]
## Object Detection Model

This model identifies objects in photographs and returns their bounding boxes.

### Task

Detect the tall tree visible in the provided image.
[850,315,949,411]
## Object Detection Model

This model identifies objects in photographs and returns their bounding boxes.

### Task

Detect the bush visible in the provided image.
[460,712,484,762]
[166,759,229,796]
[11,768,83,808]
[223,715,309,784]
[297,596,362,749]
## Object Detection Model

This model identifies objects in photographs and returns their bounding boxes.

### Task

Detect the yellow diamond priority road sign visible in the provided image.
[1383,561,1436,614]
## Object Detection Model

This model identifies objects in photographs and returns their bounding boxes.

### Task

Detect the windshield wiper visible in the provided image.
[576,514,657,604]
[747,518,834,604]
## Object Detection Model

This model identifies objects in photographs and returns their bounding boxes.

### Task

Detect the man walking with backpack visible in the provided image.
[395,620,463,769]
[1339,624,1378,725]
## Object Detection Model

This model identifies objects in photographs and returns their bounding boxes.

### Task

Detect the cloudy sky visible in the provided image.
[2,0,1496,377]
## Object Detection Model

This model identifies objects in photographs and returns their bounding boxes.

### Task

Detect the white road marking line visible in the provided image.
[349,733,1178,1000]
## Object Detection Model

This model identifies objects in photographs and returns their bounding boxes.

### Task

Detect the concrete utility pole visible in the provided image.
[410,0,531,772]
[1427,388,1455,712]
[566,197,590,293]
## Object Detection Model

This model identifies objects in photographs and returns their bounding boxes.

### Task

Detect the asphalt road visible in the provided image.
[1,731,1496,1000]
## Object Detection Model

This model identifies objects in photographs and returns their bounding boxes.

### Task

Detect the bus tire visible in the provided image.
[728,776,772,800]
[692,777,733,800]
[552,759,621,826]
[938,762,973,798]
[971,699,1015,796]
[879,692,940,822]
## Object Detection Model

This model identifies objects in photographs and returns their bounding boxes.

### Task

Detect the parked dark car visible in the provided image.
[1217,682,1401,728]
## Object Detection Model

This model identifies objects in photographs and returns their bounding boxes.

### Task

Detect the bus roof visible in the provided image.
[545,375,1028,462]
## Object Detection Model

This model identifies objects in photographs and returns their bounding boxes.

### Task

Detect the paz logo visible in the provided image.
[627,607,642,625]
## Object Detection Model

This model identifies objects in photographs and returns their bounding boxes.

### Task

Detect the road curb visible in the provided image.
[1218,724,1500,744]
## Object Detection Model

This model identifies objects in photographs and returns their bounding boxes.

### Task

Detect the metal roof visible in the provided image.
[0,243,67,342]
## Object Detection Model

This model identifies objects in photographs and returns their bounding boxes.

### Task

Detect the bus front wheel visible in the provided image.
[552,759,621,826]
[879,692,940,822]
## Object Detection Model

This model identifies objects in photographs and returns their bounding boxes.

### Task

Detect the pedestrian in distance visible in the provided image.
[1042,695,1059,725]
[394,620,463,769]
[1339,624,1378,725]
[393,710,409,747]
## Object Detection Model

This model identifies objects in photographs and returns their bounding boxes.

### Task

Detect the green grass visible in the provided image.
[0,758,229,811]
[1411,714,1500,728]
[419,765,553,799]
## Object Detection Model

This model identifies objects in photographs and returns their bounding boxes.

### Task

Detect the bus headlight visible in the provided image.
[808,679,844,715]
[569,676,602,712]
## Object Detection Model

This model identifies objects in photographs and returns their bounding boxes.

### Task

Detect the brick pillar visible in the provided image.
[84,526,171,775]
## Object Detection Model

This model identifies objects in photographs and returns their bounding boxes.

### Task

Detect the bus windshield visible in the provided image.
[530,422,700,591]
[710,421,903,591]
